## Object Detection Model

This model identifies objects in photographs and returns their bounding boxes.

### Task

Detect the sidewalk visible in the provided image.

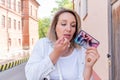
[0,53,29,72]
[0,59,14,65]
[0,50,30,65]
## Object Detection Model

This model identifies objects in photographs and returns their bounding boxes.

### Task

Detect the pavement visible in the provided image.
[0,62,27,80]
[0,53,29,72]
[0,50,30,64]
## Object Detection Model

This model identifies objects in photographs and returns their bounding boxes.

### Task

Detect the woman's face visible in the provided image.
[55,12,76,41]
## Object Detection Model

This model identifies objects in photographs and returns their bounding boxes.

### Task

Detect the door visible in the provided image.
[110,0,120,80]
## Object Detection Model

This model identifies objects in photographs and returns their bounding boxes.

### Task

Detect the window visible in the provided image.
[22,20,24,30]
[31,5,32,16]
[14,0,16,11]
[80,0,88,20]
[8,17,11,28]
[35,9,37,18]
[18,39,21,46]
[18,21,20,30]
[32,38,34,45]
[8,0,11,8]
[1,15,5,28]
[1,0,5,5]
[14,19,16,29]
[9,38,11,46]
[18,1,21,13]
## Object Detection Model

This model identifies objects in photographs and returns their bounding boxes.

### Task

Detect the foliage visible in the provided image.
[38,17,50,38]
[38,0,73,38]
[51,0,73,14]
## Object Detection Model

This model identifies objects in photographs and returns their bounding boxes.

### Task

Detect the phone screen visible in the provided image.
[74,30,100,49]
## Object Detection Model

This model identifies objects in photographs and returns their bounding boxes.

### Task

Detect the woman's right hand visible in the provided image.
[50,37,70,64]
[54,37,70,55]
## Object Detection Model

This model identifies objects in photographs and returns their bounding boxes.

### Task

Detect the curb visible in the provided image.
[0,57,29,72]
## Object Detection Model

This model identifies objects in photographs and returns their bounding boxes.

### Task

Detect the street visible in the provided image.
[0,62,27,80]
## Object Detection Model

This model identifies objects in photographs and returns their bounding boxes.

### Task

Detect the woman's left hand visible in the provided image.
[85,47,100,67]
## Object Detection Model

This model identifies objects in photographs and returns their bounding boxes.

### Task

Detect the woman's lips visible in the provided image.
[63,34,71,39]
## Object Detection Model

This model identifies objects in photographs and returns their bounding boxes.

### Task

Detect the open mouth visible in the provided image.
[63,34,71,39]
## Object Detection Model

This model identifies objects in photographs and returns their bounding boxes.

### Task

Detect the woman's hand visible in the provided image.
[53,37,70,55]
[84,47,100,80]
[50,37,70,64]
[85,47,100,67]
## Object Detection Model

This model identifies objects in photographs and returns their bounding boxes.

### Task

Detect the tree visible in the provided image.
[38,17,50,38]
[51,0,73,14]
[38,0,73,38]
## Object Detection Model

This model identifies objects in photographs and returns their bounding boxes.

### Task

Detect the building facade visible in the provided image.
[74,0,109,80]
[0,0,39,56]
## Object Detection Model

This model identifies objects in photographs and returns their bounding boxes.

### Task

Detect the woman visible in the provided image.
[25,8,100,80]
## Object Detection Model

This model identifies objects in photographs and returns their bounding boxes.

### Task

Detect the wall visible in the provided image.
[74,0,109,80]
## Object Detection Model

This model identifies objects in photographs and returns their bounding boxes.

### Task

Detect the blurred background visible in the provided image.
[0,0,120,80]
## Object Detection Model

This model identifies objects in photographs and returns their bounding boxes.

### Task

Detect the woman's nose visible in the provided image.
[66,25,71,32]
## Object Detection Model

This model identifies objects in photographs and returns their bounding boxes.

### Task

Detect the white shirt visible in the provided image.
[50,49,83,80]
[25,38,86,80]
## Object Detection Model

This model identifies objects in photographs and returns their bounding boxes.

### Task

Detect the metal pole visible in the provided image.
[108,0,114,80]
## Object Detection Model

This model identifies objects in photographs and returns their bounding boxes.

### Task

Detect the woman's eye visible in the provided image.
[71,25,76,27]
[61,23,66,26]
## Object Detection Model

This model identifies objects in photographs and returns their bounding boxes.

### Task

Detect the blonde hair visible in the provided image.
[47,8,81,48]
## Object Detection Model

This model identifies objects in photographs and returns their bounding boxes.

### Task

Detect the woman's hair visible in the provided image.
[47,8,81,48]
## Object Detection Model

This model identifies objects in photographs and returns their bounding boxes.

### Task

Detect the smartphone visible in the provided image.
[74,30,100,49]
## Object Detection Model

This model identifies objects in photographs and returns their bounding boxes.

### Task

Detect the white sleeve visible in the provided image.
[25,38,55,80]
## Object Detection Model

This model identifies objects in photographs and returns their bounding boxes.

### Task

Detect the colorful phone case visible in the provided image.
[74,30,100,49]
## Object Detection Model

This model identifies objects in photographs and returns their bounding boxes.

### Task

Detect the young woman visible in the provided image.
[25,8,100,80]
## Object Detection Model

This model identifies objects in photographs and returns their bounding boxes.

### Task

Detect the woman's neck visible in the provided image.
[61,46,74,57]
